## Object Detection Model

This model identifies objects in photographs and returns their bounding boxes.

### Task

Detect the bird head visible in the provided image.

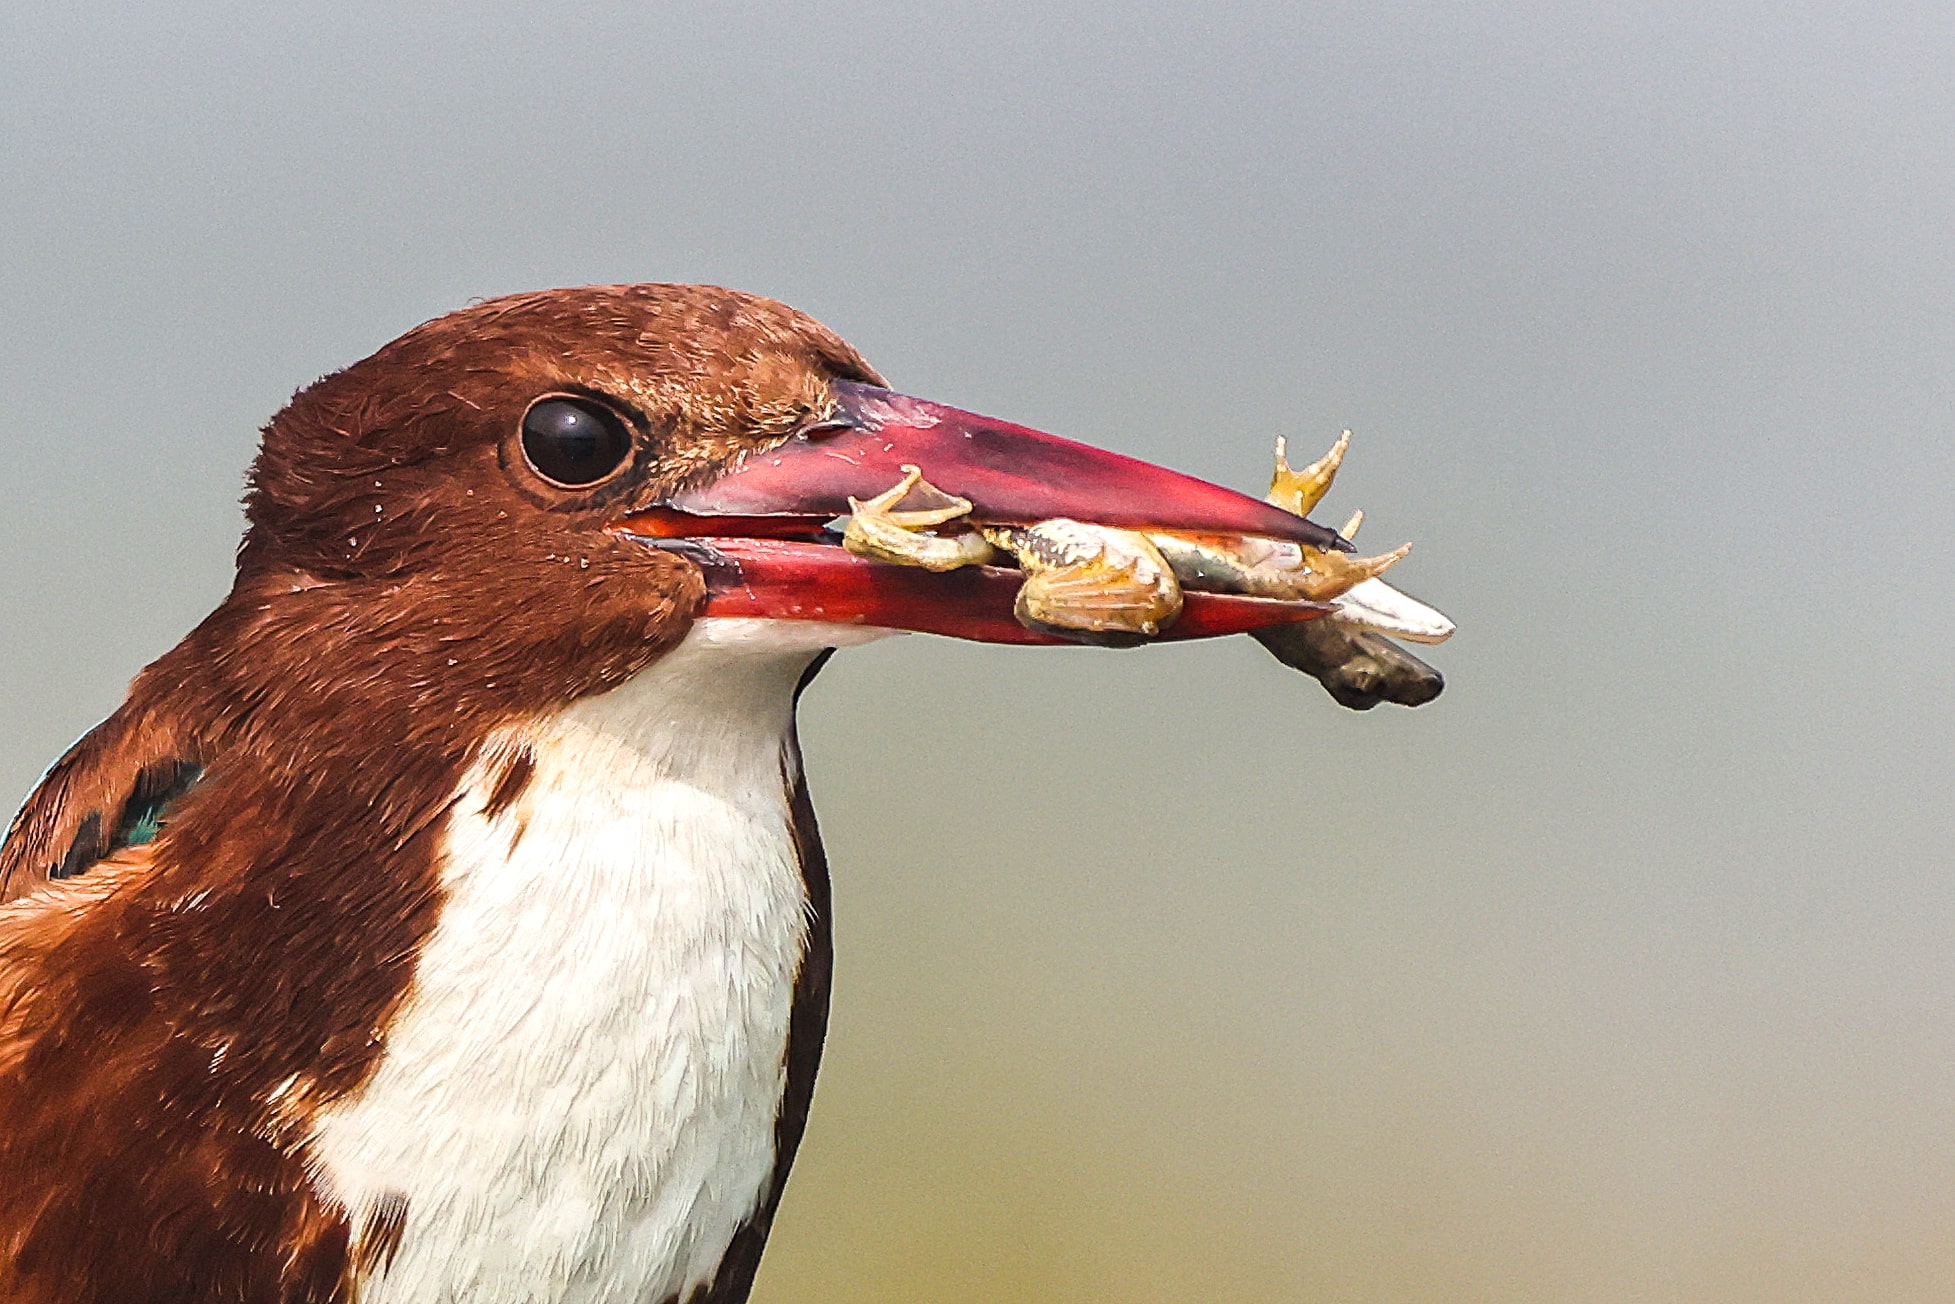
[6,281,1451,900]
[233,281,1395,708]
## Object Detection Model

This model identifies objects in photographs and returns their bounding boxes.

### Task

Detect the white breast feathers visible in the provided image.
[303,618,889,1304]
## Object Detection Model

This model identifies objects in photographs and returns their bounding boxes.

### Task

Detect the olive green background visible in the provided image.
[3,2,1951,1299]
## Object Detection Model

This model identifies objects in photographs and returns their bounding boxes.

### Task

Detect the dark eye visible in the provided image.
[520,396,634,487]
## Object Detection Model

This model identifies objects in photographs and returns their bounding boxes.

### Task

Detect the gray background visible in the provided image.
[3,2,1951,1299]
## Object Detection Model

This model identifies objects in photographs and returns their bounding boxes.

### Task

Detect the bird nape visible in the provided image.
[0,284,1451,1304]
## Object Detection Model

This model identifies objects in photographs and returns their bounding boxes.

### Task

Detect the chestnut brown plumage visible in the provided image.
[0,286,880,1302]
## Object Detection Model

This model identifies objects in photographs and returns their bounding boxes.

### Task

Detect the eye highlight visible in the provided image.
[519,396,634,488]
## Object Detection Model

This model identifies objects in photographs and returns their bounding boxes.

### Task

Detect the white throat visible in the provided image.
[304,618,890,1304]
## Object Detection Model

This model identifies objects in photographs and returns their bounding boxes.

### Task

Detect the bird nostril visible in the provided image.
[793,418,855,443]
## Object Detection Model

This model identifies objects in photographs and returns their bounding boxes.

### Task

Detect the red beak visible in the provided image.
[614,381,1344,644]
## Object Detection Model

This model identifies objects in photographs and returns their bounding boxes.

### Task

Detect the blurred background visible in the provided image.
[3,1,1951,1299]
